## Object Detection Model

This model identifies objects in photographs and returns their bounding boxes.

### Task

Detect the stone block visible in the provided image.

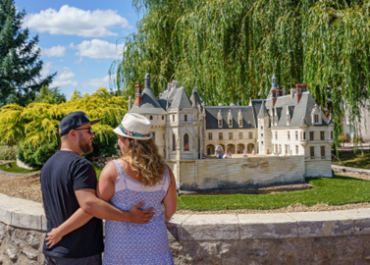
[11,210,42,230]
[238,213,298,239]
[180,214,239,241]
[0,208,11,225]
[166,215,191,243]
[21,247,38,260]
[287,211,353,237]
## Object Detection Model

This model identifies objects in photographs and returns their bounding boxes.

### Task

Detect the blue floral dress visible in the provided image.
[102,160,174,265]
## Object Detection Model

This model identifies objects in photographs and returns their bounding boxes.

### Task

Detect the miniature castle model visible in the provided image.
[128,73,334,190]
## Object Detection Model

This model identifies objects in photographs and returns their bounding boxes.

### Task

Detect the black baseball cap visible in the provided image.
[59,111,100,137]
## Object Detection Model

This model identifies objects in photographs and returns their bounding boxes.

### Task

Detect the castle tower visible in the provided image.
[257,101,272,154]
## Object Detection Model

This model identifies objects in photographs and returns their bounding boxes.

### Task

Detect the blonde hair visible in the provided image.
[124,138,166,186]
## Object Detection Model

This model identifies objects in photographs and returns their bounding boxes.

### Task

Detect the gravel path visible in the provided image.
[1,170,369,214]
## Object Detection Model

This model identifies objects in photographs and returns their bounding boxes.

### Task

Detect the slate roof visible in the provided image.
[205,106,256,129]
[170,87,193,110]
[129,87,167,115]
[190,88,202,109]
[257,101,269,118]
[264,92,330,128]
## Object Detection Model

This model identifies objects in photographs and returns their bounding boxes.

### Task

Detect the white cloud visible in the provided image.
[53,68,78,87]
[23,5,129,37]
[40,61,53,79]
[82,75,116,89]
[71,39,124,59]
[43,45,66,57]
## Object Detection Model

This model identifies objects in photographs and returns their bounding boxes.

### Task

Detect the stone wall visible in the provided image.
[167,156,306,190]
[2,193,370,264]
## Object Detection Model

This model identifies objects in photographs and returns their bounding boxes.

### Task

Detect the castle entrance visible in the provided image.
[206,144,215,155]
[226,144,235,154]
[247,143,254,153]
[237,144,245,154]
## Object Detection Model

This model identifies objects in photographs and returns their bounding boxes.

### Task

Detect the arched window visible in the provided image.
[184,134,189,151]
[149,115,153,120]
[172,134,176,151]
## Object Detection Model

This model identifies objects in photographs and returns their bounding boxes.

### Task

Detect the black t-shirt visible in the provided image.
[40,150,104,258]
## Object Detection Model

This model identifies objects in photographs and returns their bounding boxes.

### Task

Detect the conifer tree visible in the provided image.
[0,0,55,107]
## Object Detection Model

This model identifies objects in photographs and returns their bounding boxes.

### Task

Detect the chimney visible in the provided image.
[172,80,178,89]
[135,84,143,107]
[145,73,151,89]
[271,89,277,108]
[296,84,303,104]
[128,96,132,110]
[277,89,283,97]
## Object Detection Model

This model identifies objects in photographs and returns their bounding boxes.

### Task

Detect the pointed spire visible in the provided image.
[145,73,151,89]
[272,74,277,89]
[258,101,269,118]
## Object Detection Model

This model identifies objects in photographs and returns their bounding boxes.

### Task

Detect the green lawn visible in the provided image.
[177,175,370,211]
[332,149,370,169]
[0,162,40,173]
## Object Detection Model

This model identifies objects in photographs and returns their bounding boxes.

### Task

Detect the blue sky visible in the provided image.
[15,0,142,99]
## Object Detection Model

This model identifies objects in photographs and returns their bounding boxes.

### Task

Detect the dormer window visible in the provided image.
[311,104,322,125]
[238,110,243,127]
[218,110,223,128]
[184,115,187,121]
[228,110,233,128]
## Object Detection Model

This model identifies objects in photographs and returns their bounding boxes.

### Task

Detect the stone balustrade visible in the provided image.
[1,192,370,264]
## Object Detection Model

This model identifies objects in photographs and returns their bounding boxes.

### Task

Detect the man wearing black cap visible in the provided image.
[40,111,154,265]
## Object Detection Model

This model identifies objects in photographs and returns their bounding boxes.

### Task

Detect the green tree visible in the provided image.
[34,86,66,104]
[0,88,127,167]
[113,0,370,146]
[0,0,55,107]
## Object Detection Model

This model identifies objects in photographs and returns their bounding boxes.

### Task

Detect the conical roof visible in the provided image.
[257,101,269,118]
[170,87,192,110]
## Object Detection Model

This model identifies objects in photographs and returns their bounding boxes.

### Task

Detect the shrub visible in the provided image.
[17,141,59,168]
[0,146,17,160]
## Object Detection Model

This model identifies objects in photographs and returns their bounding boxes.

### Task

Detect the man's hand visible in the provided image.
[128,202,155,224]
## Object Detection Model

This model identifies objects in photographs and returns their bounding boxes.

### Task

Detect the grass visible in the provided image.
[177,175,370,211]
[332,149,370,169]
[0,162,40,174]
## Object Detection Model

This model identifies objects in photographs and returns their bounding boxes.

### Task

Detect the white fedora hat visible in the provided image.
[113,113,153,140]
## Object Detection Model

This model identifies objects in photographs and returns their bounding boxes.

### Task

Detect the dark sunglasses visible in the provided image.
[74,127,93,135]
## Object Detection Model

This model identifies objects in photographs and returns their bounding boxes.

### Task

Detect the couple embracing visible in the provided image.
[40,111,177,265]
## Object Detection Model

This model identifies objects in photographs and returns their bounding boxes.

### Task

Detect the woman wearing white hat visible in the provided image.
[99,113,177,265]
[45,113,177,265]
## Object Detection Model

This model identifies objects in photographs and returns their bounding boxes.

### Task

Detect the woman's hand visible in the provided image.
[45,228,63,248]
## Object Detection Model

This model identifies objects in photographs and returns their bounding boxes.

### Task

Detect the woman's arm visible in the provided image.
[162,167,178,222]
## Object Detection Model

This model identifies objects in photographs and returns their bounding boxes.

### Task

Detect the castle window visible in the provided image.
[287,131,290,140]
[229,133,233,139]
[219,133,223,140]
[310,131,314,141]
[275,131,278,140]
[239,119,242,127]
[320,131,325,140]
[208,133,212,140]
[261,141,264,145]
[261,133,263,137]
[218,120,222,127]
[172,134,176,151]
[162,116,164,120]
[331,131,333,139]
[172,115,175,122]
[285,145,289,155]
[261,126,263,130]
[295,145,299,155]
[314,114,319,123]
[295,131,298,140]
[184,134,189,151]
[239,132,243,139]
[229,119,232,127]
[303,132,306,140]
[249,132,253,139]
[184,115,187,121]
[310,146,315,159]
[163,134,165,140]
[321,146,325,159]
[150,115,153,120]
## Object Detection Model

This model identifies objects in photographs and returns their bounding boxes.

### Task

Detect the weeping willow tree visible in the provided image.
[0,88,127,167]
[112,0,370,145]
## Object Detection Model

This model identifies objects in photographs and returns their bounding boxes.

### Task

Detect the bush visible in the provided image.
[17,141,59,168]
[0,146,17,160]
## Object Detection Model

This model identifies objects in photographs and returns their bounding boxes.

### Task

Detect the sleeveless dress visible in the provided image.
[102,160,174,265]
